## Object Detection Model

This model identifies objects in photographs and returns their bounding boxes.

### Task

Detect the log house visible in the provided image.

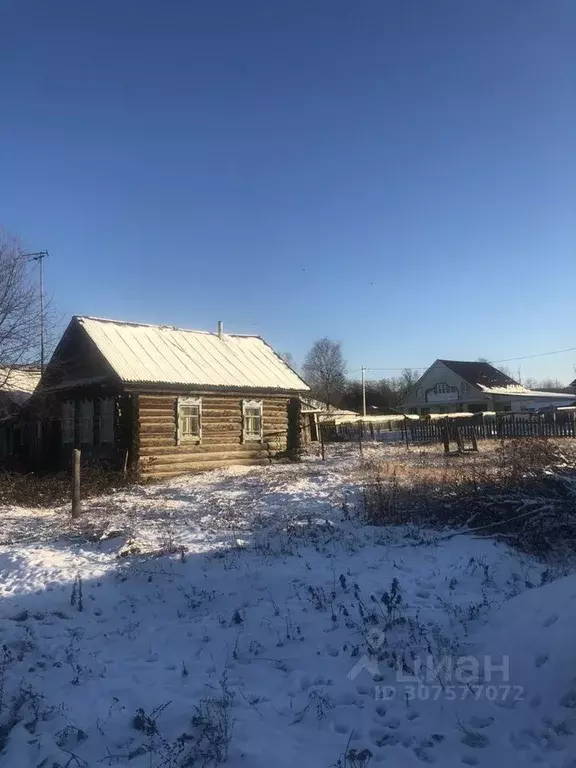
[36,316,309,479]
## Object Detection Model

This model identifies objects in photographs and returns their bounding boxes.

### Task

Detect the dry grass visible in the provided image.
[0,467,131,508]
[359,438,576,556]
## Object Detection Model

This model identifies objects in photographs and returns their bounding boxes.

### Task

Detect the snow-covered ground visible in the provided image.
[0,446,575,767]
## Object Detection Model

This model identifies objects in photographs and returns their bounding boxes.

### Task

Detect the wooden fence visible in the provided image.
[320,412,576,448]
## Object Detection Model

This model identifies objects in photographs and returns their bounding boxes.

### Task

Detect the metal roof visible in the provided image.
[76,316,309,392]
[0,366,42,405]
[438,359,520,390]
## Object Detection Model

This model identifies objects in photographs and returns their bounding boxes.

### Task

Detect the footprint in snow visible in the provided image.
[331,722,349,735]
[560,690,576,709]
[375,732,401,748]
[461,757,479,766]
[495,696,518,710]
[414,745,436,763]
[369,727,387,743]
[529,695,542,709]
[461,731,489,749]
[468,716,494,729]
[543,614,559,628]
[535,653,549,668]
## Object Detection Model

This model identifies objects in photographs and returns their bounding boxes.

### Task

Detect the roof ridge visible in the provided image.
[75,315,259,338]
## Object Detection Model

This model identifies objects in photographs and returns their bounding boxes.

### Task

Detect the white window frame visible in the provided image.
[242,399,263,442]
[99,397,115,445]
[177,396,202,444]
[62,401,75,444]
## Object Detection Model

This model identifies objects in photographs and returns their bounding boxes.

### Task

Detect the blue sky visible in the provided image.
[1,1,575,383]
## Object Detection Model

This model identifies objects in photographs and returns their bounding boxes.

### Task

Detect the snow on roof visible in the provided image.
[76,316,310,392]
[300,397,357,415]
[479,385,575,399]
[0,366,41,405]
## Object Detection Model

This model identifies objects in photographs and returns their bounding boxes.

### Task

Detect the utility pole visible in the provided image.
[23,251,48,374]
[361,365,367,417]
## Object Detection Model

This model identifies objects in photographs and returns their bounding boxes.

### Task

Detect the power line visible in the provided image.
[490,346,576,364]
[350,344,576,375]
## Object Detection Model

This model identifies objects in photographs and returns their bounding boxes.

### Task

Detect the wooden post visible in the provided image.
[404,417,410,451]
[359,420,363,457]
[287,397,301,461]
[470,429,478,452]
[72,448,81,518]
[319,423,325,460]
[455,426,464,453]
[442,419,450,454]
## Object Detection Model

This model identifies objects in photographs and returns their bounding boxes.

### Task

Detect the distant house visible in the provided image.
[398,360,576,415]
[26,316,309,479]
[0,366,42,459]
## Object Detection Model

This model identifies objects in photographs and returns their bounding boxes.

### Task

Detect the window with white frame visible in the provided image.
[177,397,202,443]
[79,400,94,445]
[99,397,115,444]
[62,401,75,444]
[243,399,263,441]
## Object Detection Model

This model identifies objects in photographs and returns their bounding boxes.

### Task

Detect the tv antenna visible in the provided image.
[22,251,49,374]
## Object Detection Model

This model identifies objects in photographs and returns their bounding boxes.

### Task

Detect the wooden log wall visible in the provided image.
[136,393,289,479]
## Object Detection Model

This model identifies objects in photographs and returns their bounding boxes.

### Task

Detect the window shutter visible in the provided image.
[62,401,75,444]
[100,398,115,444]
[79,400,94,445]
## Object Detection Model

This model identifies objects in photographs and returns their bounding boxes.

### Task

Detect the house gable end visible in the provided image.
[400,360,486,409]
[41,318,122,393]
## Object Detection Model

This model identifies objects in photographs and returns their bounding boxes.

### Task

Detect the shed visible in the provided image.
[36,316,309,479]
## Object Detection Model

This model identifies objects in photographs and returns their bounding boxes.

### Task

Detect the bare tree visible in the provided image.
[0,230,45,386]
[524,377,565,390]
[382,368,421,401]
[280,351,297,370]
[341,377,399,413]
[400,367,419,391]
[302,338,346,407]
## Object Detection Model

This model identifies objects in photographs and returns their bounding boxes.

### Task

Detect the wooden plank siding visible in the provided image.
[136,393,290,479]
